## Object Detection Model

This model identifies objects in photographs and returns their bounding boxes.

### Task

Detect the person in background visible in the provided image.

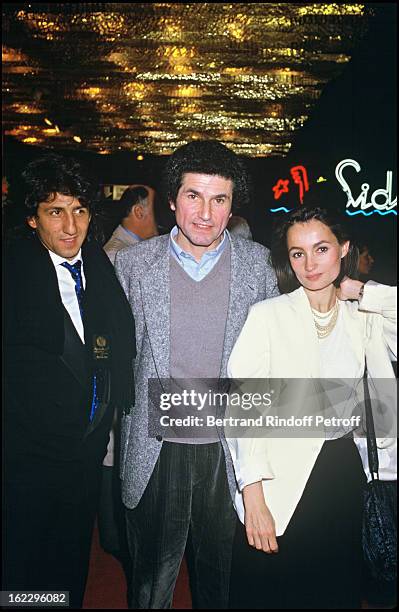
[104,185,158,264]
[115,139,279,608]
[227,215,253,240]
[357,243,375,281]
[3,154,135,609]
[98,185,158,570]
[227,206,396,609]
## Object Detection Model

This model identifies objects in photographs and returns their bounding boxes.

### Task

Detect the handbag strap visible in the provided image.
[363,361,380,480]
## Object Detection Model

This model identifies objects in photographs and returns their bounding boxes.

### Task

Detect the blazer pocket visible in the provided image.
[120,413,132,480]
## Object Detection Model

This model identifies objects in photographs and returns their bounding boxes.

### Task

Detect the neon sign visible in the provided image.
[272,178,289,200]
[271,165,309,207]
[335,159,397,216]
[270,159,397,217]
[290,166,309,204]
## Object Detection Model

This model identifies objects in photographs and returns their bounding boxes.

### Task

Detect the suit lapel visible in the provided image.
[140,239,170,378]
[288,288,323,378]
[60,308,89,389]
[19,237,66,353]
[220,238,258,376]
[81,243,114,434]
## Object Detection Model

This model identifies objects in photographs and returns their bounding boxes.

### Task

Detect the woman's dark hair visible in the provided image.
[271,206,359,294]
[20,153,100,216]
[162,139,250,211]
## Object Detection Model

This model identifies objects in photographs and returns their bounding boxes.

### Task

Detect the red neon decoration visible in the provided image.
[290,165,309,204]
[272,178,290,200]
[272,165,310,204]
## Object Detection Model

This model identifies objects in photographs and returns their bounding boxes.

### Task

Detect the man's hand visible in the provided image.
[242,481,278,554]
[336,277,364,301]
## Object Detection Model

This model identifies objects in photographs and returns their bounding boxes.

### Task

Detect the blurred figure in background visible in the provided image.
[104,185,158,264]
[357,243,375,281]
[99,185,158,572]
[227,215,253,240]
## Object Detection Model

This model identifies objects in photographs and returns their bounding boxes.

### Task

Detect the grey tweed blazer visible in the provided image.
[115,233,279,509]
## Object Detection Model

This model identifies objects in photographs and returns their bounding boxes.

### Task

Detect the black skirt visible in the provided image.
[229,437,366,609]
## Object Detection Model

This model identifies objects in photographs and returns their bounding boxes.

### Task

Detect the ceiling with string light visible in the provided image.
[2,3,372,157]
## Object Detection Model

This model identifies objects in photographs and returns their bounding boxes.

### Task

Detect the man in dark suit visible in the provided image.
[3,154,135,608]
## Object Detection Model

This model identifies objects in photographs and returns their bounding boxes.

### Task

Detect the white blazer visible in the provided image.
[227,281,397,536]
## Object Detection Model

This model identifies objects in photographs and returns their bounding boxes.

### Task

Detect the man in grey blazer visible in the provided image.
[115,140,279,609]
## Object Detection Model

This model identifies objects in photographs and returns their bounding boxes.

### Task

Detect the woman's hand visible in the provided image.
[336,277,364,301]
[242,481,278,554]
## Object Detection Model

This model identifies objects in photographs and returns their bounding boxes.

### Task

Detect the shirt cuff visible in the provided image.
[235,455,275,492]
[358,280,385,314]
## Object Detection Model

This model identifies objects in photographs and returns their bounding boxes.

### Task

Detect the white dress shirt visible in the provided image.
[48,249,86,343]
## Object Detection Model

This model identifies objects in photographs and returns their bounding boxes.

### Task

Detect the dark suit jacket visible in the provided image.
[4,235,136,484]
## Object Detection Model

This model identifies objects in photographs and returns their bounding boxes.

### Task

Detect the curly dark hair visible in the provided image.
[271,206,359,294]
[20,153,100,216]
[162,140,250,211]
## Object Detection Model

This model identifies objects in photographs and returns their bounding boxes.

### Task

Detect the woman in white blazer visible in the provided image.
[227,206,397,609]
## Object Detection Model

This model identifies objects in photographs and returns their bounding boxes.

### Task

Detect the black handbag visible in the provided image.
[362,367,397,582]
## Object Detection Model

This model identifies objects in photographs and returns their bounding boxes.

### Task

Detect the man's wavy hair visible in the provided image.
[162,140,250,212]
[271,206,359,294]
[17,153,102,240]
[21,154,99,214]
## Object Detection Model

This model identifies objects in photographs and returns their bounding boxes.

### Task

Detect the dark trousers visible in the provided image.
[98,466,129,556]
[125,442,237,609]
[229,437,366,609]
[3,463,101,609]
[97,465,131,582]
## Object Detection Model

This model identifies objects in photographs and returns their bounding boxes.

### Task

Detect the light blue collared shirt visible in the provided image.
[169,226,229,282]
[121,227,143,242]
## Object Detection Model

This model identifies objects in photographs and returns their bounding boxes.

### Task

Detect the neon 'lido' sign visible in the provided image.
[335,159,396,216]
[270,159,397,216]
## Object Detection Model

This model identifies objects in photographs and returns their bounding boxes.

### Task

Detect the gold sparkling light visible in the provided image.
[297,4,365,15]
[3,3,369,156]
[79,87,102,98]
[173,85,203,98]
[2,45,29,62]
[43,128,60,136]
[159,18,183,41]
[123,82,151,100]
[6,103,42,114]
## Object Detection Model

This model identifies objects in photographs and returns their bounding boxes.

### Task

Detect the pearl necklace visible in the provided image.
[311,299,339,339]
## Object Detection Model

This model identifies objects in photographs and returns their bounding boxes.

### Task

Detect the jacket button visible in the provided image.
[156,435,163,442]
